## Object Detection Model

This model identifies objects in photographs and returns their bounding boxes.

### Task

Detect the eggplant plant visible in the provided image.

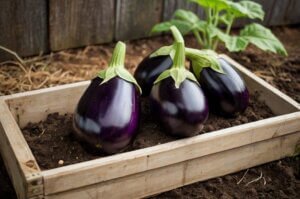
[151,0,287,55]
[73,42,141,154]
[149,0,288,116]
[150,26,209,137]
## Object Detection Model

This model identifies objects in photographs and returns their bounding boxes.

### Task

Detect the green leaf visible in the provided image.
[191,60,206,79]
[116,68,142,94]
[217,32,249,52]
[219,14,232,25]
[154,70,171,84]
[151,20,193,35]
[173,9,199,24]
[154,68,198,88]
[240,23,287,56]
[185,48,224,75]
[206,24,220,38]
[98,67,117,84]
[195,20,208,33]
[237,1,265,20]
[169,68,187,88]
[186,71,199,84]
[189,0,230,11]
[150,45,175,59]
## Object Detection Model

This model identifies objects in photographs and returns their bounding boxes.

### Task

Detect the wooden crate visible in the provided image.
[0,55,299,199]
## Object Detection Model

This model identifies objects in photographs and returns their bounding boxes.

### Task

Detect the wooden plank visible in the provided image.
[220,54,300,114]
[1,55,299,196]
[3,81,90,128]
[44,132,300,199]
[268,0,291,26]
[49,0,115,51]
[163,0,199,21]
[0,100,43,199]
[0,0,47,60]
[284,0,300,25]
[42,111,300,195]
[115,0,163,40]
[3,54,299,128]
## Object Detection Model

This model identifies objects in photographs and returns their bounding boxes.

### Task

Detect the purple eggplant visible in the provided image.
[73,42,141,154]
[192,58,249,117]
[134,55,172,96]
[150,77,208,137]
[150,26,208,137]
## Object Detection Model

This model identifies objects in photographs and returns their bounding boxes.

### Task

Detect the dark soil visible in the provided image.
[151,157,300,199]
[0,26,299,198]
[22,94,273,170]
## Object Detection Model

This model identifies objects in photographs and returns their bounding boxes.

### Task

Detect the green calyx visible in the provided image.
[154,26,198,88]
[151,44,224,79]
[98,41,142,94]
[186,48,224,79]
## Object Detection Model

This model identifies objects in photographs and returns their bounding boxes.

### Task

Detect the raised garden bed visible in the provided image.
[0,55,299,199]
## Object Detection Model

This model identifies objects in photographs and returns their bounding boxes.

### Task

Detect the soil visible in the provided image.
[22,94,273,170]
[151,157,300,199]
[0,26,299,198]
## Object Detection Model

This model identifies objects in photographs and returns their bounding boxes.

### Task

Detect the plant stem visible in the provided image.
[204,8,214,49]
[170,26,184,43]
[226,20,233,35]
[193,30,203,47]
[170,26,185,68]
[173,42,185,68]
[108,41,126,68]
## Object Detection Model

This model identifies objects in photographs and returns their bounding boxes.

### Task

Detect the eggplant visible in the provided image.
[193,58,249,117]
[73,42,141,154]
[150,26,208,137]
[134,55,172,96]
[150,77,208,137]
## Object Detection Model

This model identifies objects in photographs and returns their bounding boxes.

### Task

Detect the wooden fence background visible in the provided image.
[0,0,299,59]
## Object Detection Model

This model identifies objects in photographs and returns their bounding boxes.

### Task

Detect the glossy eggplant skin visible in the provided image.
[73,77,140,154]
[150,77,209,137]
[134,55,173,96]
[194,58,249,117]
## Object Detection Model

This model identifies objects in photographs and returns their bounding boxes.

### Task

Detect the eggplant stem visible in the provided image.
[173,42,185,69]
[170,26,185,68]
[170,26,184,43]
[108,41,126,68]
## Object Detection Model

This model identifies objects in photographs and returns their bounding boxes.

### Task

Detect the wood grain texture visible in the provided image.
[1,55,300,198]
[115,0,163,40]
[42,112,300,195]
[4,81,89,128]
[44,132,300,199]
[268,0,291,26]
[2,55,296,195]
[0,0,47,60]
[49,0,115,51]
[284,0,300,25]
[163,0,198,20]
[0,100,43,199]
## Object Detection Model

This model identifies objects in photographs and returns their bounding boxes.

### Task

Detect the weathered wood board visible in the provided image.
[49,0,115,51]
[0,0,48,60]
[0,55,299,199]
[285,0,300,25]
[1,0,300,59]
[115,0,163,40]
